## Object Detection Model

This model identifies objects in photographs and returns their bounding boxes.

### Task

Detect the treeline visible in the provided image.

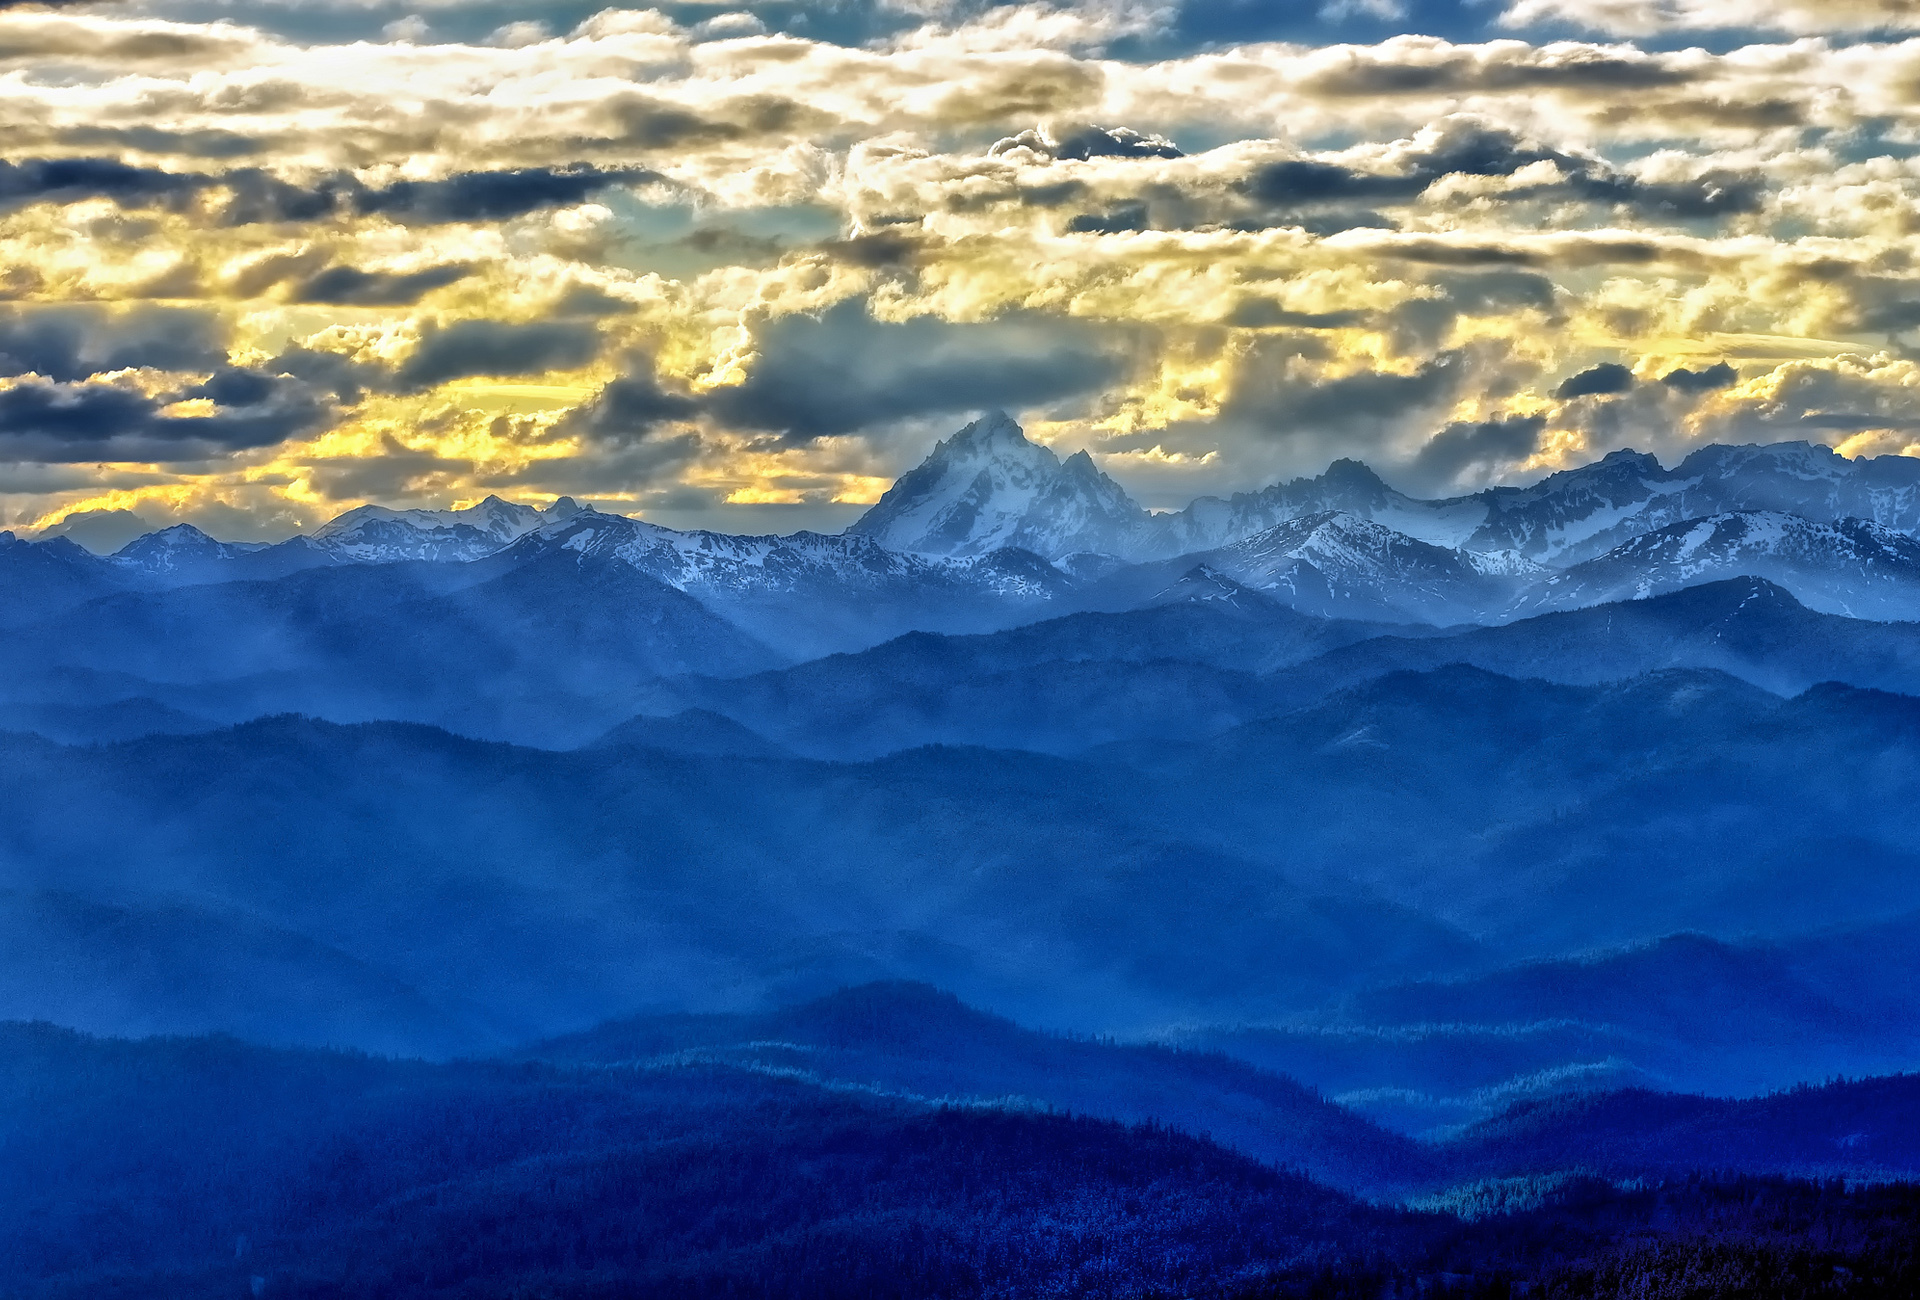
[1246,1177,1920,1299]
[2,1023,1918,1299]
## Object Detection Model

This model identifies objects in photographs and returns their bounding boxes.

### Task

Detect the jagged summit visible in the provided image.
[846,411,1150,559]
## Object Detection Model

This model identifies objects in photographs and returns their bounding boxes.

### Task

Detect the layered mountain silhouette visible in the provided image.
[8,411,1920,1258]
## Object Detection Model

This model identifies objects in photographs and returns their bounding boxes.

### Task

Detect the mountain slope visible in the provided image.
[521,981,1439,1193]
[0,1020,1384,1300]
[109,526,343,586]
[847,410,1149,559]
[0,716,1485,1048]
[1189,925,1920,1133]
[625,593,1390,757]
[1117,662,1920,948]
[1200,511,1540,624]
[522,507,1078,658]
[1151,456,1493,554]
[308,493,574,562]
[0,551,785,745]
[1272,577,1920,703]
[1444,1074,1920,1181]
[1515,511,1920,620]
[0,531,127,627]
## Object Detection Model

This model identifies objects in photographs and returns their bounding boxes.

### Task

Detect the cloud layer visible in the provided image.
[1,2,1918,535]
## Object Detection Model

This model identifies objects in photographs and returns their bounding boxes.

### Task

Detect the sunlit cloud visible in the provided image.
[0,6,1914,536]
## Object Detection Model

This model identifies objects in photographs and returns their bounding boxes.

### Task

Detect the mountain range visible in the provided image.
[20,415,1920,649]
[6,411,1920,1264]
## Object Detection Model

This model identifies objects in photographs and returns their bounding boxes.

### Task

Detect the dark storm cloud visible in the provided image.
[1662,362,1739,391]
[1297,49,1690,98]
[596,91,816,149]
[819,230,924,269]
[700,300,1126,442]
[1407,413,1546,491]
[1220,299,1371,329]
[288,263,476,306]
[1842,277,1920,336]
[390,320,604,391]
[262,343,386,406]
[558,368,700,446]
[1220,345,1469,440]
[1555,362,1635,399]
[350,165,665,223]
[254,323,604,405]
[1242,121,1764,226]
[1066,204,1150,234]
[0,158,662,225]
[1055,126,1183,161]
[520,358,708,493]
[0,369,330,463]
[0,157,202,214]
[0,305,227,381]
[1561,169,1766,220]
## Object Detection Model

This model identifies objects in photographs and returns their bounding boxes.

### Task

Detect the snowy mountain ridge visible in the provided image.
[35,412,1920,636]
[310,494,582,564]
[846,411,1149,560]
[1512,510,1920,622]
[844,416,1920,567]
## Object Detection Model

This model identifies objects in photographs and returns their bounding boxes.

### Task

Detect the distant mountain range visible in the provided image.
[18,415,1920,644]
[5,412,1920,1169]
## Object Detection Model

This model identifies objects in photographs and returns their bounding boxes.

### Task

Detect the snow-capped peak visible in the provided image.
[311,494,555,563]
[846,411,1150,560]
[109,523,267,576]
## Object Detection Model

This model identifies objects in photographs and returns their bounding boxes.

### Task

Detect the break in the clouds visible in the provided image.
[3,0,1920,535]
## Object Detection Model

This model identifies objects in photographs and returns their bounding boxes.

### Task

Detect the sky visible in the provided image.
[5,0,1920,541]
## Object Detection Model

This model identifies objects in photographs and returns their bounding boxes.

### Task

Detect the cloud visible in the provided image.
[1407,412,1547,491]
[1292,35,1690,97]
[1498,0,1920,36]
[288,262,476,305]
[0,158,663,226]
[0,12,264,65]
[1220,300,1372,329]
[560,367,700,445]
[0,369,331,463]
[701,299,1128,441]
[0,306,228,381]
[0,9,1914,529]
[0,158,203,215]
[300,431,476,504]
[1065,203,1151,234]
[1209,344,1473,460]
[1661,362,1737,391]
[989,124,1183,161]
[1555,362,1634,399]
[351,165,666,223]
[390,320,604,390]
[1240,118,1764,227]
